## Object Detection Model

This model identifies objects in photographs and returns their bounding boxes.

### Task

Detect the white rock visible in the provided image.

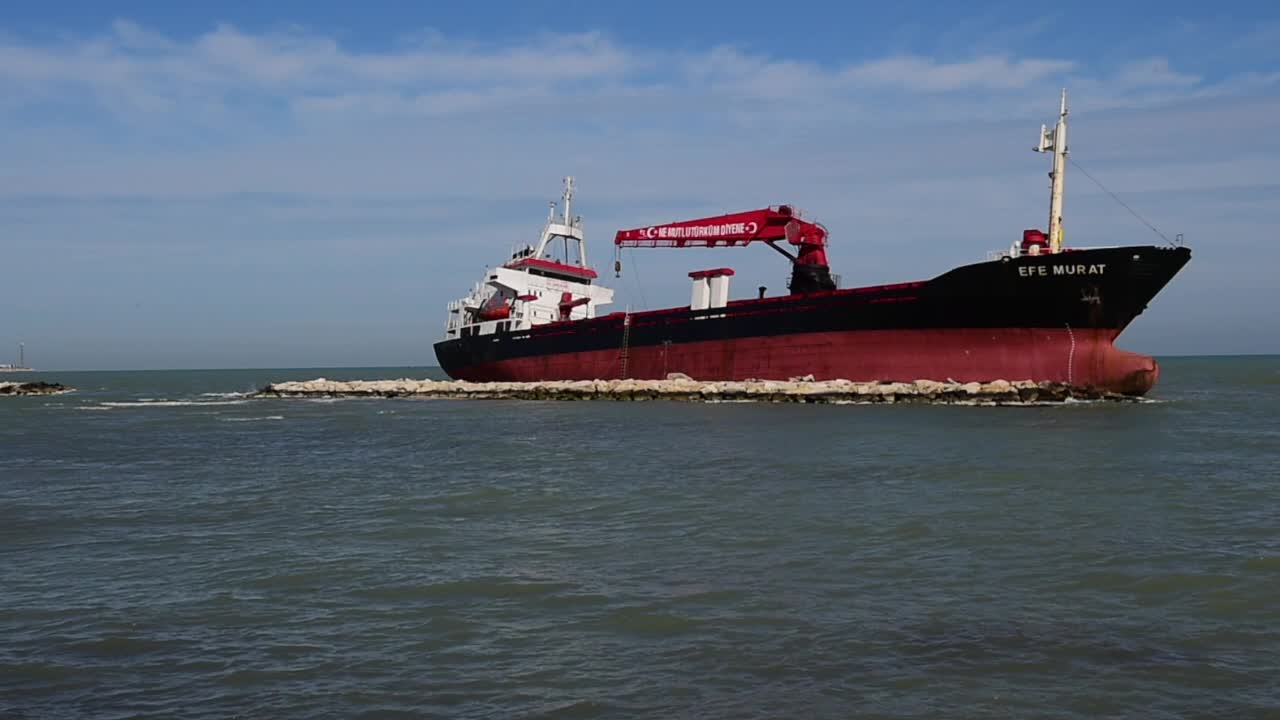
[913,379,946,395]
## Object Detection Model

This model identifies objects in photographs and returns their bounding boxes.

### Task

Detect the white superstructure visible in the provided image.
[442,177,614,340]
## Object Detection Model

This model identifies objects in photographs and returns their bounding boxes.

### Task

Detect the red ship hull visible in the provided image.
[444,327,1159,395]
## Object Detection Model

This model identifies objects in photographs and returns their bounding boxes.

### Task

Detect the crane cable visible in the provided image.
[626,246,649,311]
[614,244,650,310]
[1068,157,1176,247]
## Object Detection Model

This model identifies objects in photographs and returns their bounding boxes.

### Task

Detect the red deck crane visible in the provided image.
[613,205,837,294]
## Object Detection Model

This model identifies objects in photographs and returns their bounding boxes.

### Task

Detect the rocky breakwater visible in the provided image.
[0,381,73,396]
[254,376,1138,404]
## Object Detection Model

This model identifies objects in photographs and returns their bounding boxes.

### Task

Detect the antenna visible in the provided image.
[563,176,574,226]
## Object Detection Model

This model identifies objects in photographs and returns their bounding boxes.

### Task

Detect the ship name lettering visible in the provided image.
[1052,263,1106,276]
[656,222,753,239]
[1019,263,1106,278]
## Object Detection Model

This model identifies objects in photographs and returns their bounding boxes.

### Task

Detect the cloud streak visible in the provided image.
[2,20,1244,130]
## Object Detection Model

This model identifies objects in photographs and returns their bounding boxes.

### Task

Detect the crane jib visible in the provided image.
[613,207,828,247]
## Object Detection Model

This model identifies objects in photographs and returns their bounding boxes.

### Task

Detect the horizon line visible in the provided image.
[19,353,1280,373]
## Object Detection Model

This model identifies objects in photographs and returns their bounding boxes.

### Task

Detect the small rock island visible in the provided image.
[0,381,74,396]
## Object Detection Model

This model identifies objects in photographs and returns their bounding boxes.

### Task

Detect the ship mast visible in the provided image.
[1035,89,1069,253]
[532,176,588,268]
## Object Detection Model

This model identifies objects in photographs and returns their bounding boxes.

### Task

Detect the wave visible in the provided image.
[219,416,285,422]
[96,400,251,408]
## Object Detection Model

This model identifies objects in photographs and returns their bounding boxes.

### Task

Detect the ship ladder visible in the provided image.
[619,313,632,379]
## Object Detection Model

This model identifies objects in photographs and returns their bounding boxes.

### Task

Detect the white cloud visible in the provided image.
[4,21,1246,132]
[107,19,177,51]
[0,23,635,95]
[840,55,1075,91]
[292,85,553,117]
[1111,58,1200,89]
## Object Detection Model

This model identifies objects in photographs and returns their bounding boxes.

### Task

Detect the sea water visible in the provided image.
[2,357,1278,718]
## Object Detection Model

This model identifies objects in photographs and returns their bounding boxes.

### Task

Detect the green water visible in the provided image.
[2,356,1278,718]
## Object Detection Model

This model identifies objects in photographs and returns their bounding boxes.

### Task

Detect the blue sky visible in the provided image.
[2,1,1278,370]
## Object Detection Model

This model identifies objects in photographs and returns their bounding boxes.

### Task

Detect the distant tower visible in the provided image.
[18,343,23,368]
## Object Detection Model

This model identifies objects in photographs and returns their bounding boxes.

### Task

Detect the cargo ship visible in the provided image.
[434,91,1191,395]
